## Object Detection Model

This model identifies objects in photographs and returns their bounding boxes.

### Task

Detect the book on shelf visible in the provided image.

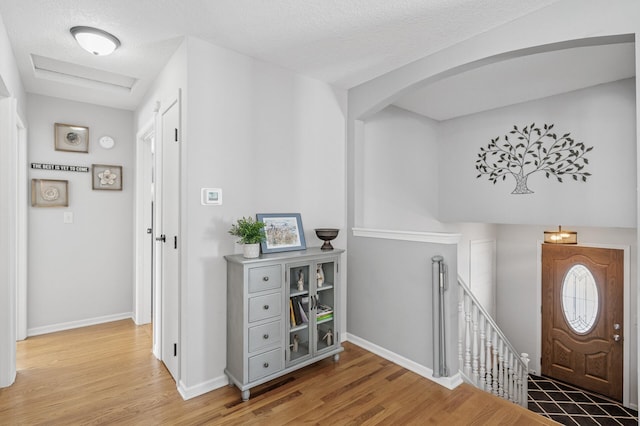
[317,313,333,322]
[289,297,302,325]
[297,299,309,323]
[289,299,297,327]
[291,296,303,325]
[316,303,333,316]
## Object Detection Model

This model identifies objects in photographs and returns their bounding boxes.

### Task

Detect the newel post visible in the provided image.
[520,352,530,407]
[432,256,448,378]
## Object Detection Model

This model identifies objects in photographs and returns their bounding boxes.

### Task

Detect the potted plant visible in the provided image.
[229,216,265,258]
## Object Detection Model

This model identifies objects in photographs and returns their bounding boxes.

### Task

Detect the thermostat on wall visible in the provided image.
[201,188,222,205]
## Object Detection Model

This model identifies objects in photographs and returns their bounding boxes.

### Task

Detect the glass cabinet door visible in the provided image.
[287,264,311,364]
[314,261,336,354]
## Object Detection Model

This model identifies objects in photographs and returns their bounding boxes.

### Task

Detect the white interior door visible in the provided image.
[134,128,154,326]
[159,99,180,381]
[143,141,153,322]
[469,239,496,318]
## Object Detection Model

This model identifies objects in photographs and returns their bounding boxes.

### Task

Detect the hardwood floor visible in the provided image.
[0,320,554,425]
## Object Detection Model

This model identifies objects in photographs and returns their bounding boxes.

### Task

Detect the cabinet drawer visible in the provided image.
[248,320,282,353]
[248,265,282,293]
[248,293,281,323]
[249,348,283,382]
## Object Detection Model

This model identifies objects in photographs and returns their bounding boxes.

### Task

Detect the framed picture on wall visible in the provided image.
[54,123,89,153]
[257,213,306,253]
[92,164,123,191]
[31,179,69,207]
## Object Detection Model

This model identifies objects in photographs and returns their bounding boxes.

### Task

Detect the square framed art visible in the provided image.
[31,179,68,207]
[54,123,89,153]
[92,164,123,190]
[257,213,306,253]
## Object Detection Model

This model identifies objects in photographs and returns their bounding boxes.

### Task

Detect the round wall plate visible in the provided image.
[99,135,115,149]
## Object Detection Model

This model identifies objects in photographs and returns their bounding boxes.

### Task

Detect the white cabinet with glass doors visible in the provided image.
[224,248,344,401]
[286,257,340,366]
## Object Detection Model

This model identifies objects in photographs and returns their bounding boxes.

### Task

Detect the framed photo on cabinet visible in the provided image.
[257,213,306,253]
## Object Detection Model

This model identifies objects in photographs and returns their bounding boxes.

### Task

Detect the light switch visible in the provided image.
[64,212,73,224]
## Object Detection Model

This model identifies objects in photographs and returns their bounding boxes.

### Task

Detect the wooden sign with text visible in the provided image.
[31,163,90,173]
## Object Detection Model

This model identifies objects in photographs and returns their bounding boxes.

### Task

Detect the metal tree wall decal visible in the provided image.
[475,123,593,194]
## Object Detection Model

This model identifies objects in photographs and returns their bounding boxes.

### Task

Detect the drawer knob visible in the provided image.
[263,334,269,339]
[263,276,269,282]
[263,304,269,310]
[263,362,269,368]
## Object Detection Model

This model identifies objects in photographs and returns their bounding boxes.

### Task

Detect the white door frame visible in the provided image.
[535,241,631,408]
[157,94,180,381]
[0,96,18,387]
[135,94,181,369]
[15,113,27,341]
[134,116,156,327]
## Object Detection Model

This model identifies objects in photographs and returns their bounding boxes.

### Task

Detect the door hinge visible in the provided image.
[174,343,177,357]
[174,235,178,249]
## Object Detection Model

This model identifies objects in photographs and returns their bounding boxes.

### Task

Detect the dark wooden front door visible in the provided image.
[541,244,623,401]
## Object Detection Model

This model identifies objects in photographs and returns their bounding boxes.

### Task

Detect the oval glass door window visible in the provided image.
[562,264,599,334]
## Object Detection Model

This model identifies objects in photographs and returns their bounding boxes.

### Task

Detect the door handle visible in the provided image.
[155,234,166,243]
[613,334,621,342]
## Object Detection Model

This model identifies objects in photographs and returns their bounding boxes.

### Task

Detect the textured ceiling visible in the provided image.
[0,0,565,110]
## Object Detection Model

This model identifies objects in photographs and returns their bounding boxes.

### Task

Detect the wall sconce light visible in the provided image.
[70,26,121,56]
[544,225,577,244]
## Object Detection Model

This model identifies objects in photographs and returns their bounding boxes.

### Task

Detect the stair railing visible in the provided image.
[457,277,530,407]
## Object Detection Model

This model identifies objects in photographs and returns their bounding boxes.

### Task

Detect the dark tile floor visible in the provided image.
[528,375,638,425]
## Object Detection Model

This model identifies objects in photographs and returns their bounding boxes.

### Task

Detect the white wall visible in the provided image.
[0,13,25,117]
[27,94,134,333]
[361,106,445,231]
[135,42,187,130]
[182,36,346,393]
[358,104,498,276]
[358,105,497,296]
[136,36,347,397]
[439,79,636,227]
[496,224,637,404]
[0,11,26,387]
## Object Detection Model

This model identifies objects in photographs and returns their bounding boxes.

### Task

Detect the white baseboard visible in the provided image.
[346,333,463,390]
[178,375,229,400]
[27,312,133,337]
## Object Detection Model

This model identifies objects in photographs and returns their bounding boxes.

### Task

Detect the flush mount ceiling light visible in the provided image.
[544,225,577,244]
[70,26,120,56]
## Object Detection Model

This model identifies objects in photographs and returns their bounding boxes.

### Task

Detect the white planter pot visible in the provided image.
[243,243,260,259]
